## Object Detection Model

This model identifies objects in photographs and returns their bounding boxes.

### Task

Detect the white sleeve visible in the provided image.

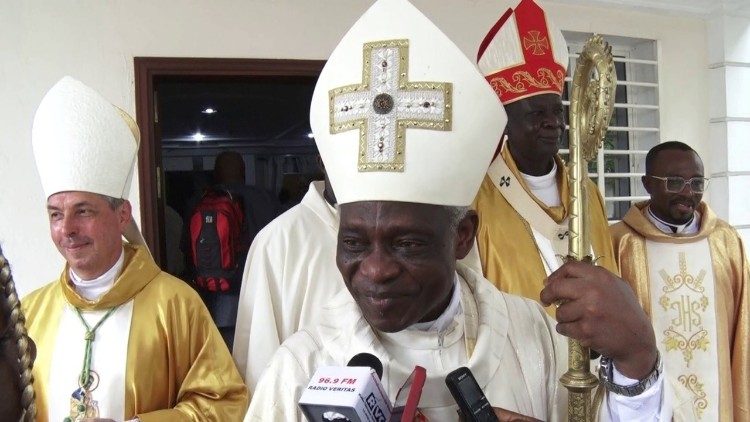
[232,228,284,391]
[244,339,313,422]
[600,366,672,422]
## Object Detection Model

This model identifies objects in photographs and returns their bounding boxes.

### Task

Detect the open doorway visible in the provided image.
[134,58,325,346]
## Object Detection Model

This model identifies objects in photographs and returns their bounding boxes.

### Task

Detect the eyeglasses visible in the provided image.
[647,176,709,193]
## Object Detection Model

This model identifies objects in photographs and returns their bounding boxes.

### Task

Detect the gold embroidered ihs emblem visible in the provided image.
[658,252,709,365]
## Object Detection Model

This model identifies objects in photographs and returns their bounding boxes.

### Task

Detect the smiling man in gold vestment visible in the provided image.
[21,77,248,422]
[610,141,749,421]
[472,0,617,314]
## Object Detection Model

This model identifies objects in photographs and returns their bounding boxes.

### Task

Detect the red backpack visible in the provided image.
[188,188,244,292]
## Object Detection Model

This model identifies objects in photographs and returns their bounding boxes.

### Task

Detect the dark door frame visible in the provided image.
[133,57,325,266]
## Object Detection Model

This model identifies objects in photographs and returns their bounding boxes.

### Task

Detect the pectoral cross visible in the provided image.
[329,39,452,172]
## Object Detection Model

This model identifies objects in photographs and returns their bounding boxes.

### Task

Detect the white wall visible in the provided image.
[0,0,708,296]
[706,14,750,246]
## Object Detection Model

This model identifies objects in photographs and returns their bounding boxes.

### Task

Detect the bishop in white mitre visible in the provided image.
[245,1,671,421]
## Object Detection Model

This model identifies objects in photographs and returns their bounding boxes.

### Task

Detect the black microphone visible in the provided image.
[346,352,384,380]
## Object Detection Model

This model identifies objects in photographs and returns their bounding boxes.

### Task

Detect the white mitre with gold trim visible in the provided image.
[32,76,147,246]
[310,0,507,206]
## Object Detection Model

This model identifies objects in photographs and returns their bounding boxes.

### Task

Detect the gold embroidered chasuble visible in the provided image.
[473,146,618,314]
[610,202,750,421]
[22,244,249,422]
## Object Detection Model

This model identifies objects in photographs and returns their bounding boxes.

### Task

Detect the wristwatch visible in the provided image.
[598,351,662,397]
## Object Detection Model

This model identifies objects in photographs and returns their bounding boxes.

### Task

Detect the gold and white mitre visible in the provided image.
[310,0,507,206]
[32,76,146,245]
[477,0,568,105]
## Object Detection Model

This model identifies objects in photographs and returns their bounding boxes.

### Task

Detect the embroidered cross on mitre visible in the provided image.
[329,39,452,172]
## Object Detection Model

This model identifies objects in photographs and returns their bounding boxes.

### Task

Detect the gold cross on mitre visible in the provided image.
[522,30,550,56]
[328,39,452,172]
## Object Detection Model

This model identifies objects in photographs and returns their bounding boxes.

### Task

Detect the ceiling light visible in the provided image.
[202,108,217,114]
[192,132,206,141]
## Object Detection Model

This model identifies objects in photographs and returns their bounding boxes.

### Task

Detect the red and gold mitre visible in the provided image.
[477,0,568,105]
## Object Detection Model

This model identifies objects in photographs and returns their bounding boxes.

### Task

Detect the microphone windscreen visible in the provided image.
[346,353,383,380]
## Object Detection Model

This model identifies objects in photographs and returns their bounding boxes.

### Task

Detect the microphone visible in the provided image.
[347,353,384,380]
[298,353,392,422]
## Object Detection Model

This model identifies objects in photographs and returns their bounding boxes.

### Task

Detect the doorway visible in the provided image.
[134,57,325,346]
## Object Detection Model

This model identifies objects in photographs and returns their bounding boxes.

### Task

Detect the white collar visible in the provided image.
[69,248,125,301]
[408,274,461,333]
[520,160,560,207]
[646,206,700,235]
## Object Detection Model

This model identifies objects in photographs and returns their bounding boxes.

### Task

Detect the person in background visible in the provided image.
[184,151,280,348]
[472,0,618,315]
[233,158,341,391]
[211,151,280,241]
[163,204,185,276]
[610,141,749,420]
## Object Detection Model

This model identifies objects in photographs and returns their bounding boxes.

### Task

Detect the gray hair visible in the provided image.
[445,206,470,231]
[97,194,126,210]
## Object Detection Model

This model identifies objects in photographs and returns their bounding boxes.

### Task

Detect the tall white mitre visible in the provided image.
[310,0,508,206]
[32,76,147,246]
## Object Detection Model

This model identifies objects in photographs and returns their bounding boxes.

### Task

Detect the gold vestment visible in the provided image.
[473,147,617,314]
[22,244,249,421]
[610,202,749,420]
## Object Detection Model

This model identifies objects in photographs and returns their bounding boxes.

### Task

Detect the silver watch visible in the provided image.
[598,351,662,397]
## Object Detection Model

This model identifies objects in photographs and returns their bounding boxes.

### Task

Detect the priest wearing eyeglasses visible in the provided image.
[610,141,750,421]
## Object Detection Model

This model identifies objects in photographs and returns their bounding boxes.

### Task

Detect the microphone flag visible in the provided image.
[299,366,392,422]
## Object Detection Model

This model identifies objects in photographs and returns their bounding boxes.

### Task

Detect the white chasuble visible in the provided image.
[47,301,133,421]
[246,263,668,421]
[245,265,565,421]
[487,154,570,275]
[233,181,343,390]
[645,239,718,420]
